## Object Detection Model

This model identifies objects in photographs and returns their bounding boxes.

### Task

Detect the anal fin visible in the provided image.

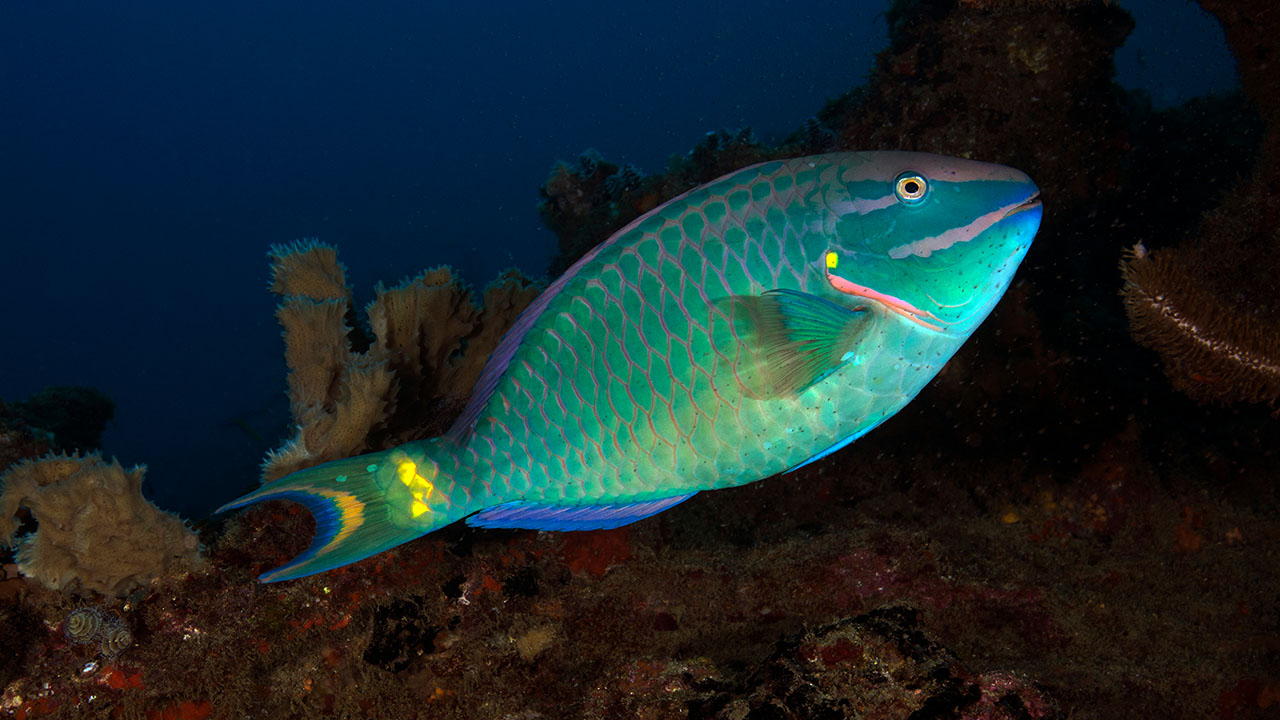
[466,493,697,531]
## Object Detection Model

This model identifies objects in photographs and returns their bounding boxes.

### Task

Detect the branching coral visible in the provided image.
[0,453,204,596]
[262,240,543,482]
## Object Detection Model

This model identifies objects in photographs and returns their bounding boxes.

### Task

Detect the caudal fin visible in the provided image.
[216,446,457,582]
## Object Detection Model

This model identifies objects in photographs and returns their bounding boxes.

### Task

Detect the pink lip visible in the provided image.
[824,264,945,331]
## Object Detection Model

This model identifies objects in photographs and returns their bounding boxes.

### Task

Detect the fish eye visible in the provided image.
[894,172,928,205]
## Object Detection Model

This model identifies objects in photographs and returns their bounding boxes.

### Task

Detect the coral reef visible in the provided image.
[0,595,37,693]
[540,128,774,275]
[0,410,50,478]
[1199,0,1280,180]
[1121,236,1280,409]
[64,606,134,660]
[0,453,204,597]
[538,150,634,276]
[959,0,1099,8]
[536,0,1149,478]
[3,386,114,452]
[689,606,1061,719]
[2,1,1277,718]
[2,425,1268,719]
[262,241,542,482]
[829,0,1134,215]
[0,385,115,471]
[1115,0,1280,410]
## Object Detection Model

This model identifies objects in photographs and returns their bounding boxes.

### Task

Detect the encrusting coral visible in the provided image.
[262,240,542,482]
[0,452,204,597]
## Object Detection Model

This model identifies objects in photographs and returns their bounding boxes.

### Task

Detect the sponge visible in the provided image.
[0,452,204,596]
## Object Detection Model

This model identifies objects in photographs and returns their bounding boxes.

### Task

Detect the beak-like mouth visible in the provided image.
[1004,191,1042,219]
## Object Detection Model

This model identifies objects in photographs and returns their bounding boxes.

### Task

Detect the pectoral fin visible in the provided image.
[727,289,872,396]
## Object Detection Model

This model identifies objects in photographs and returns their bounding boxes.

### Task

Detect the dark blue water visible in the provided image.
[0,1,1236,517]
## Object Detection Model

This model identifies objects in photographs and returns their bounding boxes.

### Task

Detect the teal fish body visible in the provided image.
[218,151,1042,581]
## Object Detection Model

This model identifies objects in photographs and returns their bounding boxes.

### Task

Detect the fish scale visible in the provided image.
[470,159,874,500]
[218,151,1043,582]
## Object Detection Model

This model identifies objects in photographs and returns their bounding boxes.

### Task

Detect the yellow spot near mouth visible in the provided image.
[395,457,437,518]
[826,252,838,269]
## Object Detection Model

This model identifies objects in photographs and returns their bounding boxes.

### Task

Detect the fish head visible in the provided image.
[820,151,1042,336]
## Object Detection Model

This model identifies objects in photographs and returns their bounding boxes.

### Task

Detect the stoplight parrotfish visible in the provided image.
[218,151,1042,582]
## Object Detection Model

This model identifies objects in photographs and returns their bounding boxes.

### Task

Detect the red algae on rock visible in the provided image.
[559,528,632,579]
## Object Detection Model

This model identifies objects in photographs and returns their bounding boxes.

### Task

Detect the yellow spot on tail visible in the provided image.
[397,461,415,486]
[394,456,437,518]
[826,252,838,269]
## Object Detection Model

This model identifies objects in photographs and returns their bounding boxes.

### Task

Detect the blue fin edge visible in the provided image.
[214,454,430,583]
[466,493,698,531]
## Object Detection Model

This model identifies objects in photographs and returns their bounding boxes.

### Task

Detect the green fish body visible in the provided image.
[219,151,1042,581]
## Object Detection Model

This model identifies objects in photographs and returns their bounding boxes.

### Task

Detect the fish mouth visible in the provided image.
[1004,191,1042,219]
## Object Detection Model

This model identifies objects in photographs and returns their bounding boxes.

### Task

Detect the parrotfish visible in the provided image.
[218,151,1042,582]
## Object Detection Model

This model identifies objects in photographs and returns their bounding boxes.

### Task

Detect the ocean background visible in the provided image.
[0,0,1237,518]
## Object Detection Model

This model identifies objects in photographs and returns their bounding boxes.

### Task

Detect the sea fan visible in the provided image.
[1121,243,1280,409]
